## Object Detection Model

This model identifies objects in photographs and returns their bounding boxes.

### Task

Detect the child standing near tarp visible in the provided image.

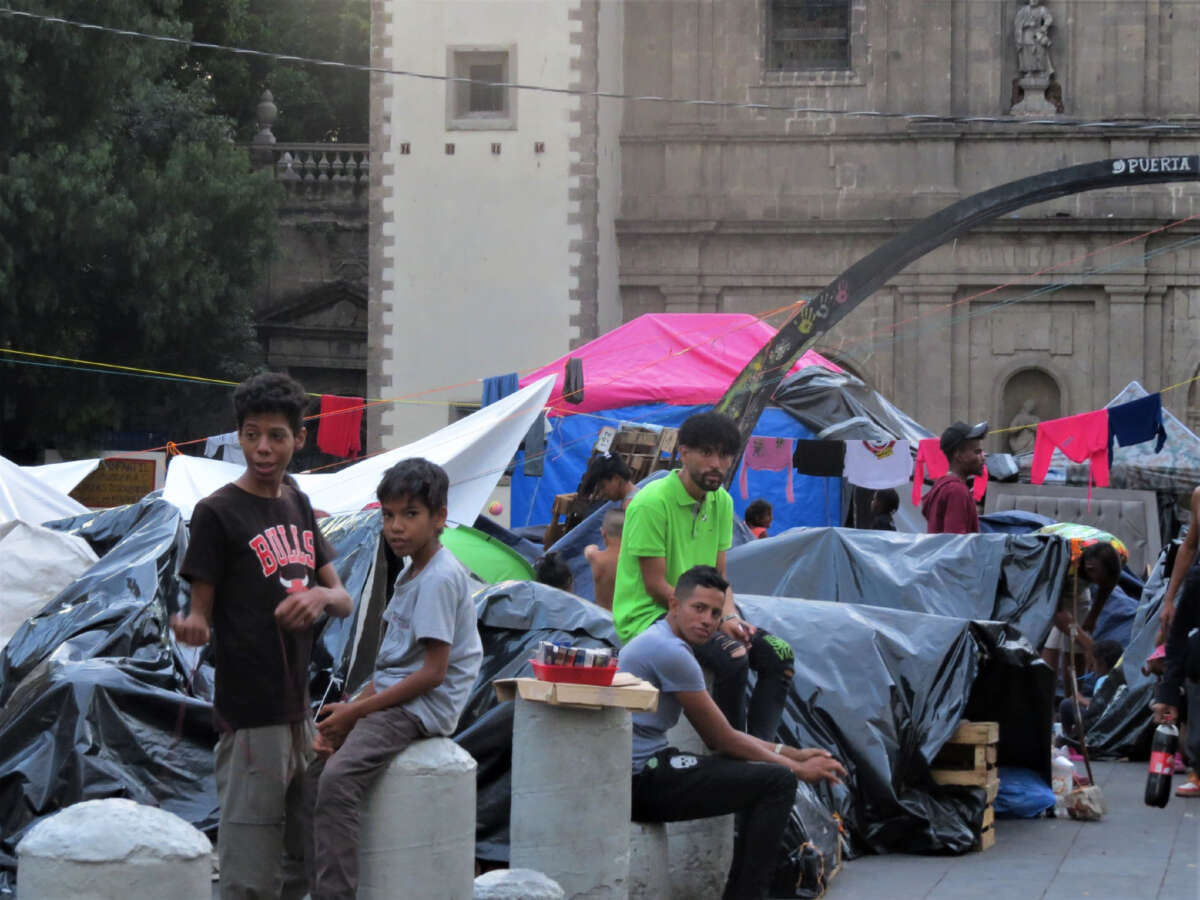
[172,372,354,899]
[306,458,483,897]
[585,507,625,610]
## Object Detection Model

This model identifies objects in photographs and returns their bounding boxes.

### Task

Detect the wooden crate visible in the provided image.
[931,720,999,852]
[608,426,679,482]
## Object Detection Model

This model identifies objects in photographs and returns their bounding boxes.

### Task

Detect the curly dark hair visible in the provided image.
[678,411,741,457]
[233,372,309,434]
[580,453,632,497]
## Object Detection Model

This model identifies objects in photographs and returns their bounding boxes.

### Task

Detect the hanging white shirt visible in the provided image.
[842,439,913,489]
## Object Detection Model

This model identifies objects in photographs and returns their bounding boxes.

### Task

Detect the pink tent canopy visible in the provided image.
[520,313,841,416]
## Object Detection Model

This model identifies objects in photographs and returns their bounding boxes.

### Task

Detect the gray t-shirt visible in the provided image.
[617,618,706,772]
[373,546,483,736]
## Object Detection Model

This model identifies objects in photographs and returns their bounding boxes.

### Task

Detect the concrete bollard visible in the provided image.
[358,737,477,900]
[474,867,565,899]
[17,798,211,900]
[664,714,734,900]
[510,696,633,899]
[627,821,669,900]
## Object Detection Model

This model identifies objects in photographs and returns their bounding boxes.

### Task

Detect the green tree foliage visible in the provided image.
[0,0,282,458]
[181,0,370,143]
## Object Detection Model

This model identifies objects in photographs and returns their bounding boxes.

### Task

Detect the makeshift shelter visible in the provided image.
[0,455,89,526]
[510,314,843,532]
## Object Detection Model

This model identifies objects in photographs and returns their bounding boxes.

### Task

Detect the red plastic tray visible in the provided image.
[531,661,617,686]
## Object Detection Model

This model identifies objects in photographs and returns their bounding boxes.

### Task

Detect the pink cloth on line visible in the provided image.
[738,437,795,502]
[1030,410,1111,498]
[911,438,988,506]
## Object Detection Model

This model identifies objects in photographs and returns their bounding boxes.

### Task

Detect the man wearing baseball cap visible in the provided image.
[921,421,987,534]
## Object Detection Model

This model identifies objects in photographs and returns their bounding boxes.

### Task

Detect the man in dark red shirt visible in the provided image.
[921,421,987,534]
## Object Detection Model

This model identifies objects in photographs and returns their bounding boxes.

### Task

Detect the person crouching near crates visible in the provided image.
[305,458,483,899]
[618,566,846,900]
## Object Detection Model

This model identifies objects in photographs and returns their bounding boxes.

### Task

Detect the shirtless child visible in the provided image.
[585,508,624,611]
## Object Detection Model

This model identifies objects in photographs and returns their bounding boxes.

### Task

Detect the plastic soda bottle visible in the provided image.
[1144,723,1179,808]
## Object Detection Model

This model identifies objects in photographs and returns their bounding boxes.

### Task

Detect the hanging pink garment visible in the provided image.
[1030,410,1111,498]
[911,438,988,506]
[738,437,795,502]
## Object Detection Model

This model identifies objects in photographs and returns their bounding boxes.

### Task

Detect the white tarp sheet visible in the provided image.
[0,455,90,525]
[0,519,99,648]
[22,458,101,496]
[162,376,555,523]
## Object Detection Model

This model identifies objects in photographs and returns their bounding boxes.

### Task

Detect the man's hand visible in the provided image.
[275,589,326,631]
[170,612,210,646]
[312,730,337,758]
[1160,599,1176,632]
[316,701,360,748]
[720,616,757,644]
[791,754,847,785]
[1052,610,1073,633]
[1152,702,1178,725]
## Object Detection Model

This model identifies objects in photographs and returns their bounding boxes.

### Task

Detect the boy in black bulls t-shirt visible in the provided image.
[173,372,353,900]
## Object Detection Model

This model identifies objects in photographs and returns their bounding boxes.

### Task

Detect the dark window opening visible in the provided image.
[769,0,851,71]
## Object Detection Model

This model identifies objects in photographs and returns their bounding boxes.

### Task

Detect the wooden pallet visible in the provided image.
[542,492,595,548]
[931,720,999,852]
[607,426,679,482]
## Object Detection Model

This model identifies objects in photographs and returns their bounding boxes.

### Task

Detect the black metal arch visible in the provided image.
[715,154,1200,453]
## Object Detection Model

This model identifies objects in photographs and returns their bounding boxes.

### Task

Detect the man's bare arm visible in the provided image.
[637,556,672,609]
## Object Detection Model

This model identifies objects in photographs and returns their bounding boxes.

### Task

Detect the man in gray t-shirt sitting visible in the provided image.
[619,565,845,900]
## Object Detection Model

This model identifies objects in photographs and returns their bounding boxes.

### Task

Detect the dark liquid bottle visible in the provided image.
[1144,723,1179,808]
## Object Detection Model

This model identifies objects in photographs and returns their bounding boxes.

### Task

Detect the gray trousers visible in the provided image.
[214,721,314,900]
[306,706,425,900]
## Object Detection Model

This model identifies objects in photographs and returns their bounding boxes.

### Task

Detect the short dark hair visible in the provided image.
[873,488,900,513]
[376,458,449,515]
[534,552,573,591]
[1080,541,1122,585]
[580,453,632,496]
[1092,639,1124,672]
[233,372,309,434]
[675,565,729,600]
[744,499,773,527]
[678,411,742,457]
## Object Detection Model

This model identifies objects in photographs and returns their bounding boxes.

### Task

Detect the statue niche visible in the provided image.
[1010,1,1063,116]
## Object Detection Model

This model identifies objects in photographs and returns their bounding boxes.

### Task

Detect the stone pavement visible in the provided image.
[826,761,1198,900]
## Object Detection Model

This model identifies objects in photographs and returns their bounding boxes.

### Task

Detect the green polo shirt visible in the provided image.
[612,470,733,644]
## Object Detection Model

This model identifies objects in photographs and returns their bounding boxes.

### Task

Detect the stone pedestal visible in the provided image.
[16,798,211,900]
[510,696,633,899]
[664,714,734,900]
[358,737,477,900]
[628,822,669,900]
[1010,74,1058,116]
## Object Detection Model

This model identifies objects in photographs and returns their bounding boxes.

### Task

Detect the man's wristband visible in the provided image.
[721,614,738,623]
[773,742,784,755]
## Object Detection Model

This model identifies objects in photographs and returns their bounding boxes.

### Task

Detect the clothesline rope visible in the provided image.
[6,6,1200,132]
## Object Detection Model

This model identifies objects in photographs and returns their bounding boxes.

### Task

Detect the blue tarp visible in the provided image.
[510,403,841,532]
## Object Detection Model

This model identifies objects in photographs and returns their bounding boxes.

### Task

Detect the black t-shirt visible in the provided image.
[180,480,335,731]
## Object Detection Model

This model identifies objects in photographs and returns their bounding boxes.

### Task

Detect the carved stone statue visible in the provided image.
[1007,398,1040,454]
[1010,1,1061,116]
[1015,1,1054,77]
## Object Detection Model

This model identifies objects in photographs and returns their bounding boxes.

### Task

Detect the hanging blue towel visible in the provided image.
[1107,392,1167,464]
[482,372,520,407]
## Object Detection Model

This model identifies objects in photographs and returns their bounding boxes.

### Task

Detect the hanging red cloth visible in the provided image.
[317,395,363,459]
[1030,410,1111,498]
[911,438,988,507]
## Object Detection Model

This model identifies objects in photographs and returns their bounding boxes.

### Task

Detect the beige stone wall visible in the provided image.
[616,0,1200,438]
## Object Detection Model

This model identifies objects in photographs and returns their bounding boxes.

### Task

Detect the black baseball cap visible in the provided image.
[940,420,988,456]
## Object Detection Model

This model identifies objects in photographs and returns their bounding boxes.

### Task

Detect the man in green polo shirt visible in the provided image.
[613,411,795,741]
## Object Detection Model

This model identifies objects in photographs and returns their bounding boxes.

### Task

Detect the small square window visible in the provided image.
[768,0,851,71]
[447,47,518,131]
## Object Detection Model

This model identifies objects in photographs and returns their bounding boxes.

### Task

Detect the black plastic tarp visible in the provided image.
[726,527,1071,649]
[772,368,932,445]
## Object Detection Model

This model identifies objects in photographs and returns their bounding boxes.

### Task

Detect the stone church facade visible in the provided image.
[370,1,1200,450]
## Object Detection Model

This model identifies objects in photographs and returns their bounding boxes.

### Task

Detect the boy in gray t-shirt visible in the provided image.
[306,458,482,898]
[618,566,846,900]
